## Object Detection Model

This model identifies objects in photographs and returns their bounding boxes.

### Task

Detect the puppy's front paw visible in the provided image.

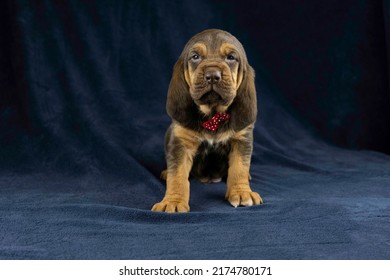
[226,187,263,208]
[151,199,190,213]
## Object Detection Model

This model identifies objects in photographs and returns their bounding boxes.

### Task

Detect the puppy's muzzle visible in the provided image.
[198,67,225,105]
[192,65,234,107]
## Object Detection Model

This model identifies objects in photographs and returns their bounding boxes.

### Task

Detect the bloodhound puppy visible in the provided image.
[152,29,263,212]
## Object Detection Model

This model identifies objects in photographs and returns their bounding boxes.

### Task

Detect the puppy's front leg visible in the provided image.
[152,125,199,213]
[226,129,263,207]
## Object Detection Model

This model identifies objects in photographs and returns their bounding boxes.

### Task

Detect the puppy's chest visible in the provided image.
[197,135,231,158]
[200,130,234,146]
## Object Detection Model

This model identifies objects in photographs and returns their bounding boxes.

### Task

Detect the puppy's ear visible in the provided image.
[166,57,198,127]
[230,64,257,131]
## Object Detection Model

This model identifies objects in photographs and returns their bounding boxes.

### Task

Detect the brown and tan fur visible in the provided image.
[152,29,263,212]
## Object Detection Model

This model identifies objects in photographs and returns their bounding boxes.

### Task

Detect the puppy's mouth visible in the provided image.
[191,83,236,108]
[198,90,224,105]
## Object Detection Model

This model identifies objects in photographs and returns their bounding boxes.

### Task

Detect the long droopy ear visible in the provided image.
[166,57,198,127]
[230,64,257,131]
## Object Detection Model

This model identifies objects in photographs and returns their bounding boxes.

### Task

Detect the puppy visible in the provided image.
[152,29,263,212]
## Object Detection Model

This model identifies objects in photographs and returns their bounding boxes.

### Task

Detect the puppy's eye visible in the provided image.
[226,54,236,61]
[191,54,200,61]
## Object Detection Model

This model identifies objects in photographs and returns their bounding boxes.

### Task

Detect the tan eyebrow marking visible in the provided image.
[219,43,238,56]
[190,43,207,56]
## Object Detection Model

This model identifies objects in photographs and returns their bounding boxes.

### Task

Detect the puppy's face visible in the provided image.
[166,29,256,131]
[182,31,246,112]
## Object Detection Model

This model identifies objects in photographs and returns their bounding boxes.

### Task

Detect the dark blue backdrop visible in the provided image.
[0,0,389,259]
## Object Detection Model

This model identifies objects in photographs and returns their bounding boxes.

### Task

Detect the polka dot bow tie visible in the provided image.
[202,112,231,131]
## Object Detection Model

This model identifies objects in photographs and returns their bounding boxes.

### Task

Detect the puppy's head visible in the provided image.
[182,29,247,110]
[167,29,256,130]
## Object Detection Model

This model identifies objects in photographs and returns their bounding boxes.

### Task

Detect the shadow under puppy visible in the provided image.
[152,29,263,212]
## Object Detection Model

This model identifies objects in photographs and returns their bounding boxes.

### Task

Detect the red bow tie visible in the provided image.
[202,112,231,131]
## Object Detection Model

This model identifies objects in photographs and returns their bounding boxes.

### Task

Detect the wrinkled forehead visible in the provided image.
[182,30,247,59]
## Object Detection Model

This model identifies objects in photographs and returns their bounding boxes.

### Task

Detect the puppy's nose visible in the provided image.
[205,68,221,84]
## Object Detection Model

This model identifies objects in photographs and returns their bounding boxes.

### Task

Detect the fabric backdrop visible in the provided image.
[0,0,389,259]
